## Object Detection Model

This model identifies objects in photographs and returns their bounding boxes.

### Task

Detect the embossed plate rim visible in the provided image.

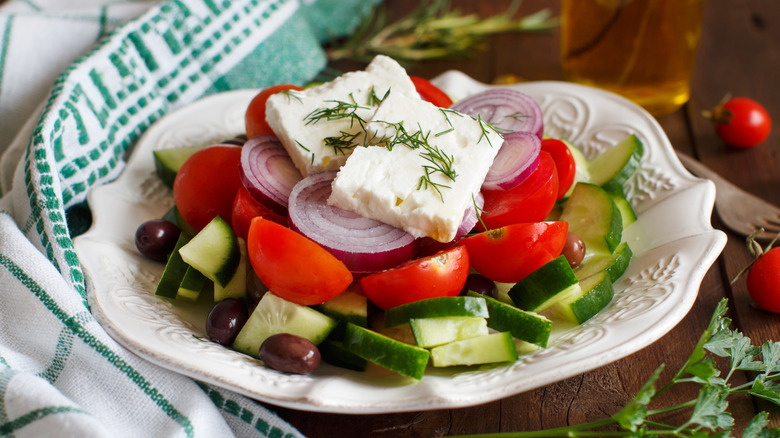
[74,72,727,413]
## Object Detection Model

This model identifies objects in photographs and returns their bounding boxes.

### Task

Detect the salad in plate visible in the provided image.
[134,55,643,381]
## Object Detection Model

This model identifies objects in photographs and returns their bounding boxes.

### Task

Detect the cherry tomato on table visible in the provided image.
[246,217,353,306]
[173,144,242,232]
[461,221,568,283]
[359,245,469,310]
[541,138,576,199]
[707,96,771,148]
[747,246,780,313]
[245,84,305,138]
[410,76,453,108]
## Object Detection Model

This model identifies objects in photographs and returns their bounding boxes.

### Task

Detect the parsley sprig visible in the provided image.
[451,299,780,437]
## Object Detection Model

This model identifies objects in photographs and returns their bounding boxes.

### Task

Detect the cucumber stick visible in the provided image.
[430,332,518,367]
[559,182,622,255]
[232,292,336,358]
[383,296,489,328]
[314,284,368,340]
[176,266,208,302]
[179,215,240,288]
[468,291,553,348]
[410,316,489,348]
[344,323,430,380]
[553,271,614,324]
[154,233,191,299]
[508,255,580,313]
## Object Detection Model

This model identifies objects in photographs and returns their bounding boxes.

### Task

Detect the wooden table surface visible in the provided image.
[273,1,780,436]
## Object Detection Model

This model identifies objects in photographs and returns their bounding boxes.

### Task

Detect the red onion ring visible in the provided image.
[288,171,418,275]
[451,88,544,140]
[482,131,541,191]
[239,134,302,216]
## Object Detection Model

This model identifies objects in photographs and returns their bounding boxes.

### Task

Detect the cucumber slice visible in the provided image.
[383,296,489,328]
[562,139,592,198]
[213,238,247,302]
[176,266,209,302]
[587,134,644,188]
[410,316,489,348]
[574,241,633,282]
[153,145,205,188]
[468,291,553,347]
[611,192,637,229]
[318,338,367,372]
[179,215,240,288]
[232,292,336,358]
[430,332,518,367]
[314,284,368,340]
[553,271,614,324]
[508,255,580,313]
[344,323,430,380]
[559,182,622,255]
[154,233,191,299]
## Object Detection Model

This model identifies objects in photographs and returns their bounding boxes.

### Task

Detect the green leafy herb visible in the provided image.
[327,0,558,65]
[450,298,780,437]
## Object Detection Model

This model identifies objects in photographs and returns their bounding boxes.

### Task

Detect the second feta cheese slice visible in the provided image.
[328,93,503,243]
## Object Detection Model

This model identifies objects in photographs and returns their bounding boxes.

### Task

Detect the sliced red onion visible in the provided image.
[451,88,544,139]
[482,131,541,191]
[288,171,418,275]
[239,134,302,216]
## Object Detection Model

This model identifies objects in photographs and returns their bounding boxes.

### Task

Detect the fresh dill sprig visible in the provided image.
[327,0,559,65]
[451,298,780,437]
[475,114,501,147]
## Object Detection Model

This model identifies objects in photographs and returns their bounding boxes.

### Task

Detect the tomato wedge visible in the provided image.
[410,76,453,108]
[231,185,288,241]
[173,144,242,232]
[247,217,353,306]
[541,138,576,199]
[477,150,559,230]
[359,246,469,310]
[462,221,568,283]
[245,84,304,138]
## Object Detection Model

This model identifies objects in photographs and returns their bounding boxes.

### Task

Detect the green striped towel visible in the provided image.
[0,0,377,436]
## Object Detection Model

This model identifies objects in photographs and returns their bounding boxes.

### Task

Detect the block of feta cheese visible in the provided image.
[265,55,419,177]
[328,92,504,243]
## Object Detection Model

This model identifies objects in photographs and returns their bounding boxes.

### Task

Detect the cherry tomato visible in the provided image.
[245,84,304,138]
[746,247,780,313]
[246,217,352,306]
[231,185,288,241]
[410,76,453,108]
[709,96,771,148]
[173,145,242,232]
[358,246,469,310]
[541,138,576,199]
[462,221,568,283]
[477,150,559,230]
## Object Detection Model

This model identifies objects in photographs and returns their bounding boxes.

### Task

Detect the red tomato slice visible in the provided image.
[231,185,288,241]
[245,84,304,138]
[541,138,576,200]
[477,150,559,230]
[173,145,242,232]
[462,221,568,283]
[410,76,453,108]
[359,246,469,310]
[246,217,353,306]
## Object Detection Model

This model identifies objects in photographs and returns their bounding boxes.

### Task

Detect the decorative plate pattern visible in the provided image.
[73,71,727,414]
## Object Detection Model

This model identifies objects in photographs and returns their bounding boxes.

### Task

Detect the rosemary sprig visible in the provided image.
[327,0,559,65]
[451,298,780,437]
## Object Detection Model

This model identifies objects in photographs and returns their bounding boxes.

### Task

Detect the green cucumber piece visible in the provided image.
[314,284,368,340]
[344,323,430,380]
[508,255,580,313]
[213,238,247,302]
[153,145,205,188]
[410,316,489,348]
[232,292,336,358]
[562,139,592,198]
[468,291,553,348]
[574,241,633,282]
[611,192,637,229]
[179,215,240,288]
[430,332,518,367]
[154,233,191,299]
[176,266,208,302]
[553,271,614,324]
[587,134,644,188]
[559,182,622,255]
[383,296,489,328]
[318,338,367,372]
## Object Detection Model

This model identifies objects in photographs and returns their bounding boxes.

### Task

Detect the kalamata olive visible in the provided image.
[134,219,181,262]
[460,273,498,299]
[206,298,249,345]
[259,333,321,375]
[562,232,586,268]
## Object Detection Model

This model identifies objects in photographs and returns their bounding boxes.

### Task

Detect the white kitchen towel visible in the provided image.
[0,0,376,436]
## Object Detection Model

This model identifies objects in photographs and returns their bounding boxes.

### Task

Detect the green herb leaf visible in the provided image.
[612,364,662,431]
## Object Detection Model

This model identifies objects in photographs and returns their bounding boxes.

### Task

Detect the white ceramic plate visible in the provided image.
[74,71,727,414]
